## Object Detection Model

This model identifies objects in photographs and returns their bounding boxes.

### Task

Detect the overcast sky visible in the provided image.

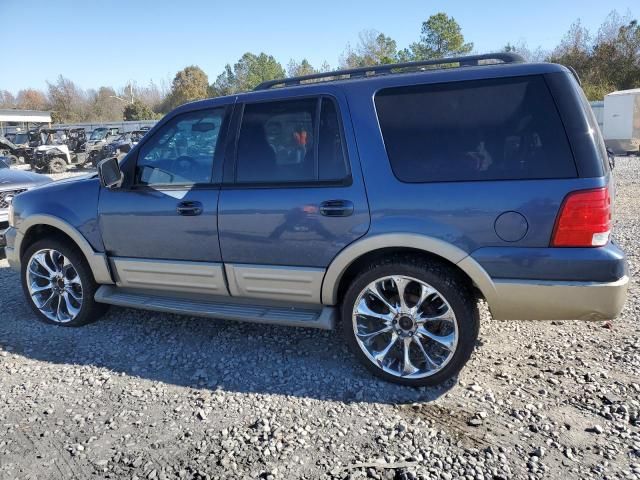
[2,0,638,93]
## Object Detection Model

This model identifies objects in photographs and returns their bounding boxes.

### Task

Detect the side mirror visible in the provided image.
[98,157,124,189]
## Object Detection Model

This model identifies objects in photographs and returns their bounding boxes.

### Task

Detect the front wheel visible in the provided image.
[21,239,108,326]
[341,257,480,387]
[48,157,67,174]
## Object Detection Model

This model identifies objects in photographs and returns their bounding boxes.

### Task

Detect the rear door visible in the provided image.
[218,94,370,304]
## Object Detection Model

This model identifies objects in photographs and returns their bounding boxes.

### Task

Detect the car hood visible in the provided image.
[0,169,52,189]
[24,173,98,193]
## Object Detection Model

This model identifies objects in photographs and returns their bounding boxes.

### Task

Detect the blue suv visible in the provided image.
[5,53,628,386]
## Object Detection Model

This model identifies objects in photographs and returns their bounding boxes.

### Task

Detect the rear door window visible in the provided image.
[375,75,577,182]
[235,97,349,184]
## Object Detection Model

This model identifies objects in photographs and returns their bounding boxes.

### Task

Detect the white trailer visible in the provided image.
[590,101,604,133]
[603,88,640,154]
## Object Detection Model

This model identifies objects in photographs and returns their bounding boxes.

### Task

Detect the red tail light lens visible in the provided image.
[551,187,611,247]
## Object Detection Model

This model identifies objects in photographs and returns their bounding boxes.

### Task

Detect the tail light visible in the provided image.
[551,187,611,247]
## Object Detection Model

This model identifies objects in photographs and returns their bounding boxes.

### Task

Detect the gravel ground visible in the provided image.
[0,159,638,480]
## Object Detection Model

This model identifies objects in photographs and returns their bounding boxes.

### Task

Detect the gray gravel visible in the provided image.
[0,159,639,479]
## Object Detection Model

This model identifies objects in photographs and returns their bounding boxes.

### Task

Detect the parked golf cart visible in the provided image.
[86,127,120,166]
[11,129,43,164]
[98,129,146,161]
[31,128,88,173]
[0,136,22,165]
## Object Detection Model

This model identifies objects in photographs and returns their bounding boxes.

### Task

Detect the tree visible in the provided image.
[547,11,640,100]
[503,42,547,62]
[0,90,16,108]
[16,89,48,110]
[287,58,317,77]
[407,13,473,60]
[132,80,166,113]
[88,86,124,121]
[548,20,592,76]
[165,65,209,111]
[591,17,640,91]
[46,75,87,123]
[210,53,285,97]
[340,30,398,68]
[123,100,156,121]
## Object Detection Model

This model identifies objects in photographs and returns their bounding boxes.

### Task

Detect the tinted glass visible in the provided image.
[319,98,348,181]
[237,99,316,183]
[236,97,348,184]
[136,108,225,185]
[375,76,577,182]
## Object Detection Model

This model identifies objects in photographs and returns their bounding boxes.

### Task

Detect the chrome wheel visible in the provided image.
[352,275,458,379]
[26,249,83,323]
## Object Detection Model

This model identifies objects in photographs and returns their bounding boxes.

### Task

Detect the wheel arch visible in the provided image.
[17,215,113,285]
[321,233,497,306]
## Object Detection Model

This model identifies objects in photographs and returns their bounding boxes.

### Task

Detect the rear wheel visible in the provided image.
[7,154,19,165]
[48,157,67,174]
[21,238,108,326]
[341,257,479,387]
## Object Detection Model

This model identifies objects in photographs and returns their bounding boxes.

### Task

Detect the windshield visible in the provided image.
[14,133,29,144]
[90,129,107,141]
[0,159,8,169]
[45,131,67,145]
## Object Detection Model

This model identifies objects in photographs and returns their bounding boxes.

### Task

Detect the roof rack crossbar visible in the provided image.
[254,53,525,90]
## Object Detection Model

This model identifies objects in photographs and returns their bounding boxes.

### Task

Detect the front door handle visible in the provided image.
[319,200,354,217]
[176,201,203,216]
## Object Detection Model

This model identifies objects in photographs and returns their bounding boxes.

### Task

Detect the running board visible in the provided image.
[94,286,336,330]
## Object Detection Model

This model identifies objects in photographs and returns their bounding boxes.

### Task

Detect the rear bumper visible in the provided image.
[488,275,629,320]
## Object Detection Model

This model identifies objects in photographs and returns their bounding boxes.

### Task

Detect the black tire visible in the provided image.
[48,157,67,174]
[21,238,109,327]
[8,154,19,165]
[341,256,480,387]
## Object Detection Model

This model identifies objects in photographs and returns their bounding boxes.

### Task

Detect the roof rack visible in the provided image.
[254,52,525,91]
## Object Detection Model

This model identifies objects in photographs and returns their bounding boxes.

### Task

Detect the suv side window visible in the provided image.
[375,76,577,182]
[136,108,225,185]
[235,97,348,184]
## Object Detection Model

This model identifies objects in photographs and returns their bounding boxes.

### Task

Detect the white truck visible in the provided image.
[603,88,640,155]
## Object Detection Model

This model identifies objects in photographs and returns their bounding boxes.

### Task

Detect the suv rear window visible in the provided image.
[375,75,577,183]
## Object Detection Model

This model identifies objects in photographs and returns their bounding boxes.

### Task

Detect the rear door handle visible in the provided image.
[319,200,354,217]
[176,201,203,216]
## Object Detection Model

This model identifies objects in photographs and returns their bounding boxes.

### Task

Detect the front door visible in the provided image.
[218,95,370,304]
[98,106,230,295]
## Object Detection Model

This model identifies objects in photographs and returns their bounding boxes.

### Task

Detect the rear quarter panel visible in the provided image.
[342,67,607,256]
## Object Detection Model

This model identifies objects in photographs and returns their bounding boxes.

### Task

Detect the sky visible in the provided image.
[2,0,639,94]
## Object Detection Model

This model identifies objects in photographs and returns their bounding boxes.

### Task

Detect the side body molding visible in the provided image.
[14,214,114,285]
[320,233,498,306]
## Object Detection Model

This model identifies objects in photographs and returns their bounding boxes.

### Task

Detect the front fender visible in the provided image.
[10,214,113,285]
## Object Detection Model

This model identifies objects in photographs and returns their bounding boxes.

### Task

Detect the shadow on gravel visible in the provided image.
[0,262,453,405]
